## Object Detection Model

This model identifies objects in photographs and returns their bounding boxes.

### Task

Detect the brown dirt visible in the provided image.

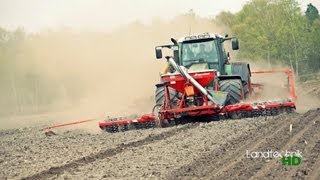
[1,16,320,180]
[0,109,320,179]
[1,8,320,179]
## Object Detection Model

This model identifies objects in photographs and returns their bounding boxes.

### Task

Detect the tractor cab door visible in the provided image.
[216,39,229,75]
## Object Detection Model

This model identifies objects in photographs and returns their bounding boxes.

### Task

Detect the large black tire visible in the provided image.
[154,87,178,128]
[219,79,243,105]
[155,86,179,105]
[242,81,249,99]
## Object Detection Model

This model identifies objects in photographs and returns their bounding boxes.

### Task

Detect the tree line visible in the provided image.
[216,0,320,79]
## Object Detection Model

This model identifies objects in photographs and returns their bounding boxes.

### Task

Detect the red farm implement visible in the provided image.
[99,56,296,133]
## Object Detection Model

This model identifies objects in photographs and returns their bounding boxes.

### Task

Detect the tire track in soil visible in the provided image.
[166,112,300,179]
[247,111,319,179]
[218,110,318,179]
[285,124,320,180]
[210,111,315,179]
[211,115,302,178]
[252,114,320,180]
[297,123,320,180]
[290,141,320,180]
[308,154,320,180]
[22,123,199,180]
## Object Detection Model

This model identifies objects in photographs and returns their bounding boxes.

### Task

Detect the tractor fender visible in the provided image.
[222,62,251,82]
[218,75,242,81]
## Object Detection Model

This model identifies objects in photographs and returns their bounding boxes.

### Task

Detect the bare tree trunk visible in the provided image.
[34,78,38,113]
[18,84,24,114]
[267,46,271,68]
[10,74,19,114]
[288,46,293,69]
[292,32,299,80]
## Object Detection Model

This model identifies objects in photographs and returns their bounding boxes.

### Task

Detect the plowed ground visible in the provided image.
[0,109,319,179]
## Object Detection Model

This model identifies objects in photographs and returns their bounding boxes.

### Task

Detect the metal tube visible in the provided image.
[166,57,216,103]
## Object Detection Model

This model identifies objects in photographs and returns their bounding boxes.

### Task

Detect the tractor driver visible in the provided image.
[197,43,218,62]
[197,44,211,60]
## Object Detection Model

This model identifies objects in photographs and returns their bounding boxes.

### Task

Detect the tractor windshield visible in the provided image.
[181,39,218,67]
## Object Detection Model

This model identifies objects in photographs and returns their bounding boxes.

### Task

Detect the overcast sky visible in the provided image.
[0,0,319,32]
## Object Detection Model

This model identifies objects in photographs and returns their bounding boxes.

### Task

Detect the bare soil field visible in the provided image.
[0,108,319,179]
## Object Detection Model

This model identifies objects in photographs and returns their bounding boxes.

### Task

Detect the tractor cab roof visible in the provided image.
[177,33,224,43]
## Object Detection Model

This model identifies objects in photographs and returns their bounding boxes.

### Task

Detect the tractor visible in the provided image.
[98,33,296,132]
[155,33,250,107]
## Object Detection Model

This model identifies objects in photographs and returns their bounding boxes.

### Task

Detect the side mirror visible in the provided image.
[232,38,239,50]
[155,48,162,59]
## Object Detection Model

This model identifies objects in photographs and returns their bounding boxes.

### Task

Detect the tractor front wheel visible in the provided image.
[155,86,179,105]
[155,86,179,127]
[152,104,169,128]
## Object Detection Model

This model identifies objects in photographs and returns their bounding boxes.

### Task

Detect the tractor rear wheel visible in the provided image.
[243,81,249,99]
[155,86,179,105]
[219,79,243,105]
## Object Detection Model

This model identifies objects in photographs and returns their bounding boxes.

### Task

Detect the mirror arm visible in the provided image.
[222,37,234,42]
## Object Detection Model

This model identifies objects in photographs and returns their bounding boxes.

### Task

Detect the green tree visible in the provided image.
[218,0,308,79]
[306,3,319,24]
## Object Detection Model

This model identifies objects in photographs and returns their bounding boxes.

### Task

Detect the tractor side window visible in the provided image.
[182,44,195,60]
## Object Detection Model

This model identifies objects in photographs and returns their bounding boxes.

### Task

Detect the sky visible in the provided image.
[0,0,319,32]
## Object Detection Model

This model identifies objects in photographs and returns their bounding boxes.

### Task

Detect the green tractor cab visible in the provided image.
[155,33,251,105]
